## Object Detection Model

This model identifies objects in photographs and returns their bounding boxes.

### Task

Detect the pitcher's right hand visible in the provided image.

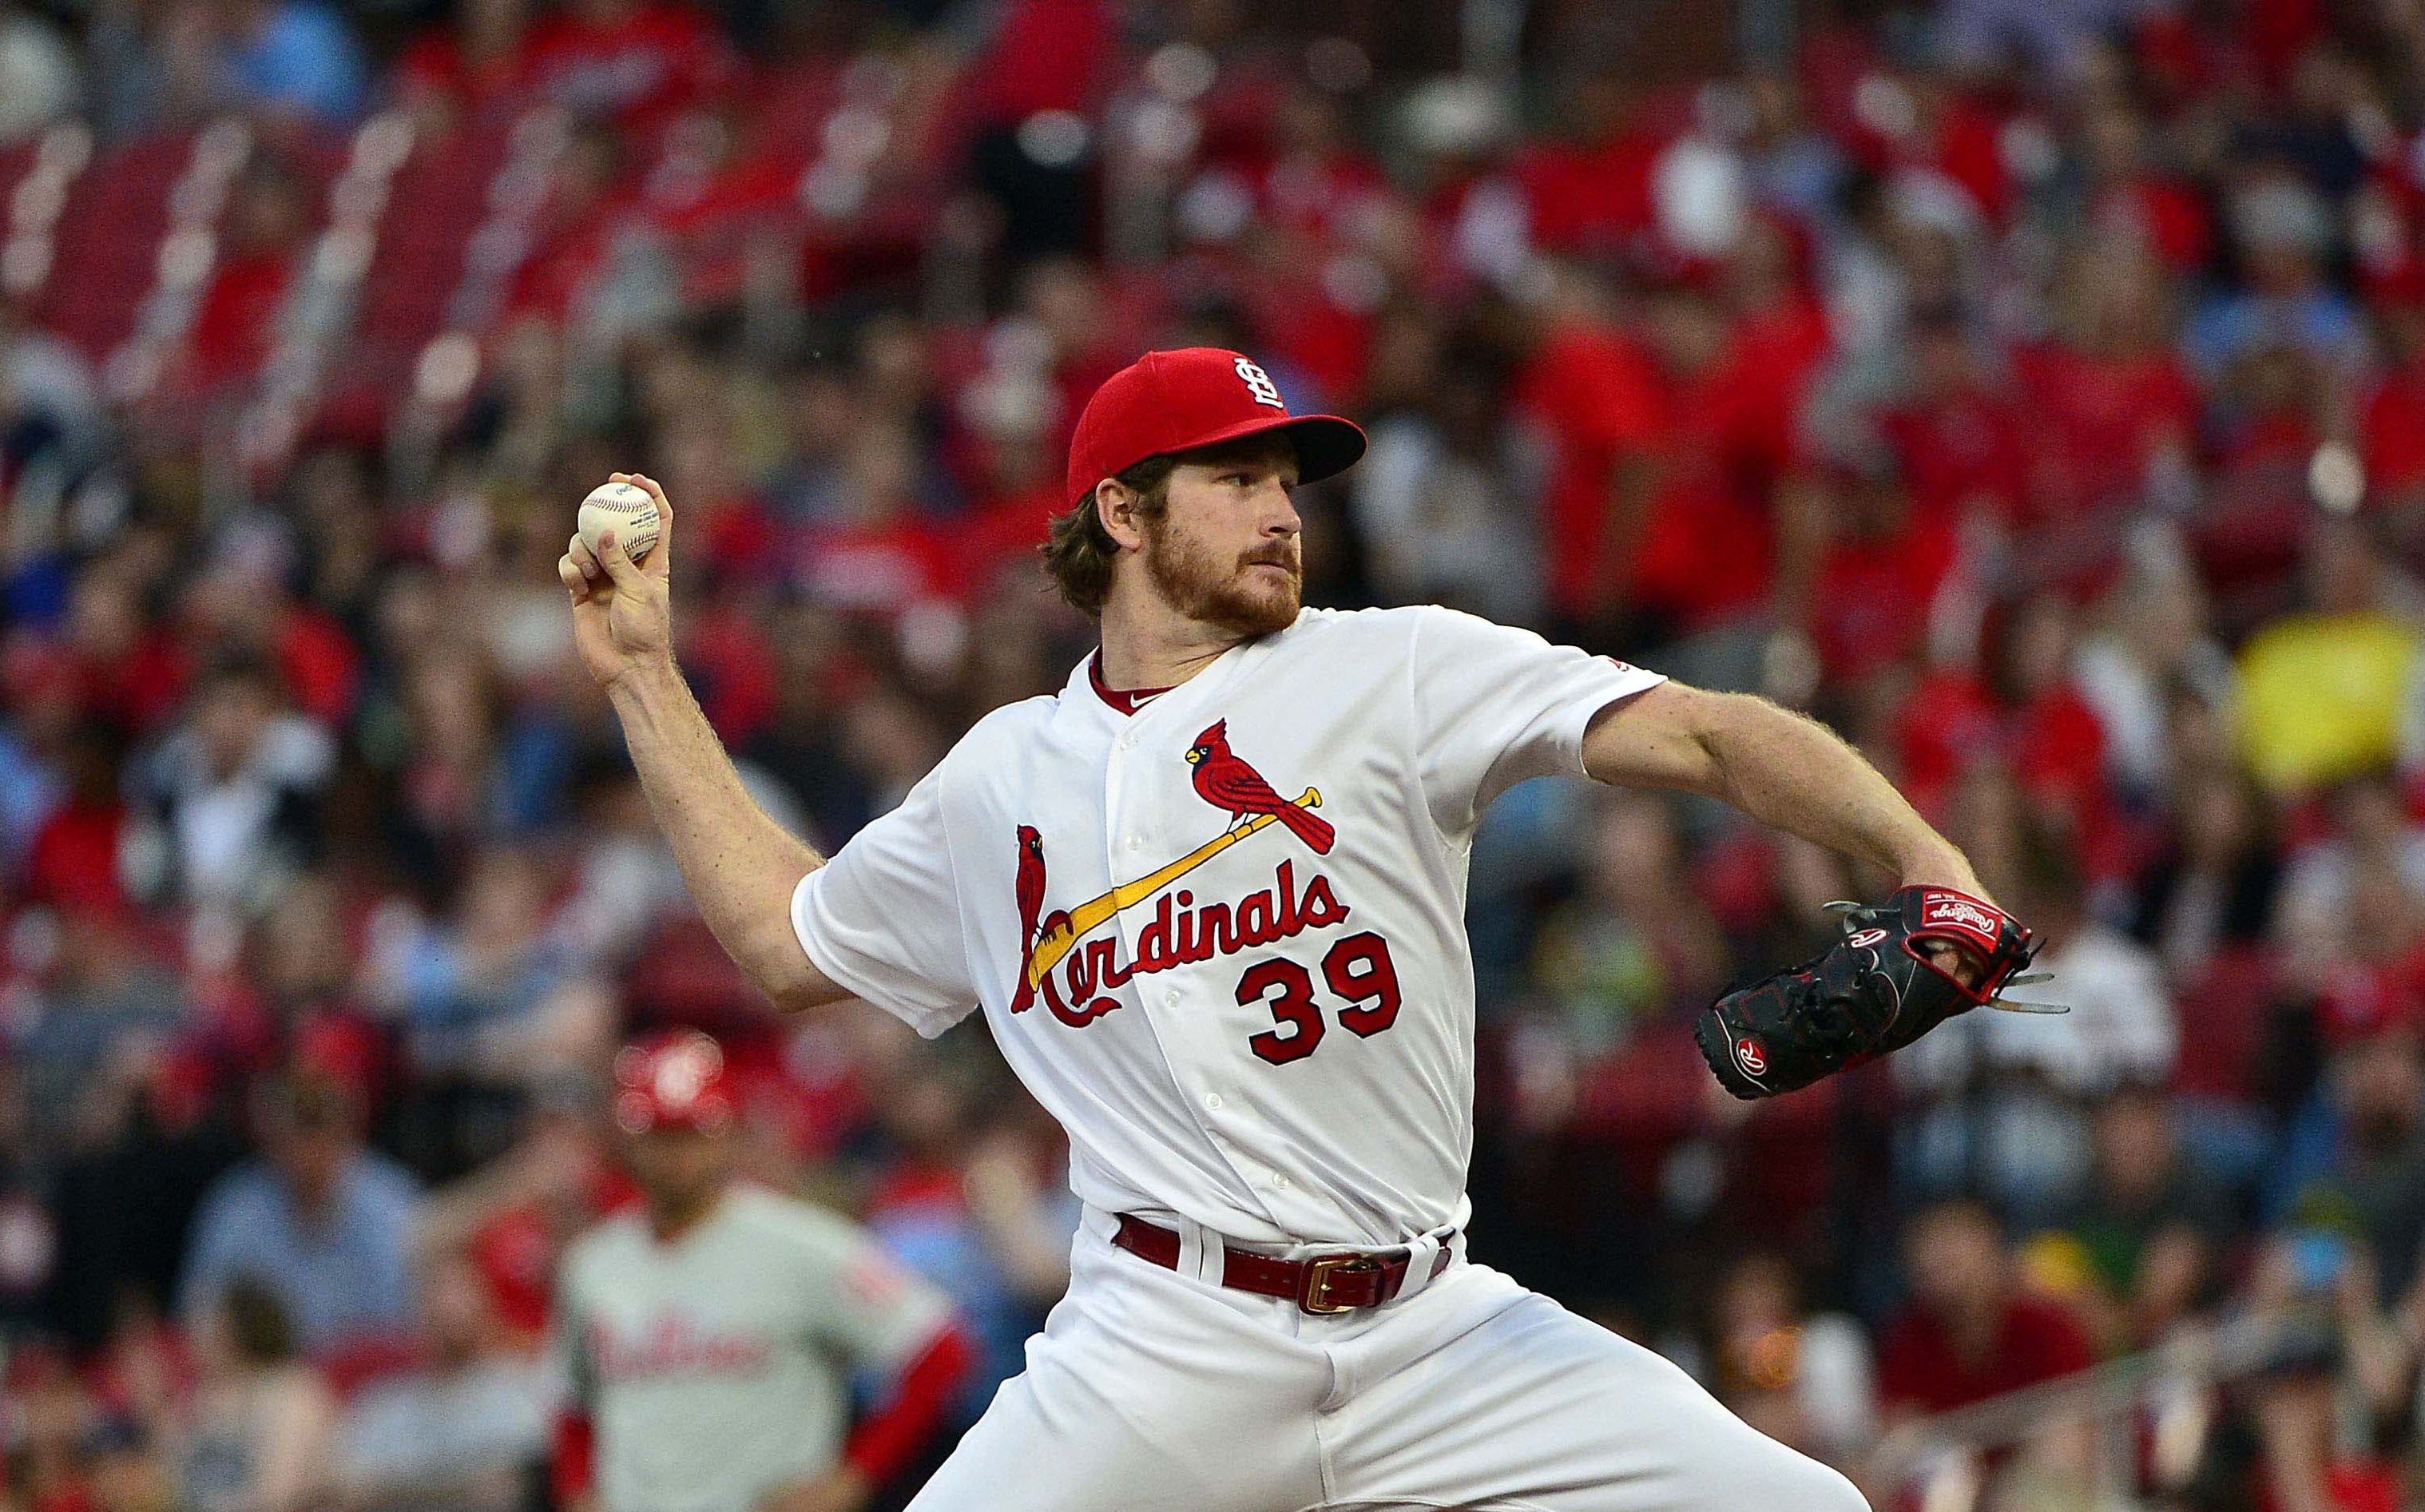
[560,471,677,690]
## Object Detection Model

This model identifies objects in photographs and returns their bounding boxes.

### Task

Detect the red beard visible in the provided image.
[1144,519,1300,637]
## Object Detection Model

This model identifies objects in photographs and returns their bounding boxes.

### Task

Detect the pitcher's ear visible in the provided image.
[1096,478,1146,551]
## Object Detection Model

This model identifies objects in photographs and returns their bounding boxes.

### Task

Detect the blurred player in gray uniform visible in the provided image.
[550,1031,974,1512]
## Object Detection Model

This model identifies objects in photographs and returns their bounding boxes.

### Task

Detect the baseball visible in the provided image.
[577,481,660,566]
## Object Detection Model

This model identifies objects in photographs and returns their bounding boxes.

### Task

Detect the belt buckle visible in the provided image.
[1300,1252,1380,1314]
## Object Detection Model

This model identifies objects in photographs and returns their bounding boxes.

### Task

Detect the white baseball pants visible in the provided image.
[905,1207,1870,1511]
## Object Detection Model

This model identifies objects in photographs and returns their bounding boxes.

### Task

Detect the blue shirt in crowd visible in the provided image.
[179,1153,422,1350]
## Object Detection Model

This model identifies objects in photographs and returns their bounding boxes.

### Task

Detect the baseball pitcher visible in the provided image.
[558,347,2045,1510]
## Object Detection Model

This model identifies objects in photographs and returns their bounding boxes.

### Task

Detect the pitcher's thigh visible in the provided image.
[906,1288,1328,1512]
[1328,1291,1869,1512]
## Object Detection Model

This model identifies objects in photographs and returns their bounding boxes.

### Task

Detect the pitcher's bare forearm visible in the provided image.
[609,657,841,1010]
[1584,681,1986,900]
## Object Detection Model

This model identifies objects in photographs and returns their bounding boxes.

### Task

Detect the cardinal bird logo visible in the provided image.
[1011,825,1066,1014]
[1185,720,1336,854]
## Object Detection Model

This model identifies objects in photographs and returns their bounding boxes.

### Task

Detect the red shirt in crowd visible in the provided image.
[2255,1464,2401,1512]
[470,1163,638,1339]
[1875,1292,2095,1415]
[185,251,297,388]
[798,514,961,615]
[276,605,363,726]
[25,798,125,914]
[2092,177,2211,273]
[67,635,189,733]
[1879,381,2030,523]
[2011,339,2199,524]
[1895,669,2107,823]
[974,0,1113,124]
[1810,508,1958,683]
[1512,129,1661,259]
[1514,319,1665,622]
[395,27,534,112]
[2362,361,2425,502]
[1627,351,1777,629]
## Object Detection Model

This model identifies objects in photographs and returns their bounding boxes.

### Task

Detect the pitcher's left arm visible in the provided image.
[1582,681,2050,1100]
[1580,681,1987,903]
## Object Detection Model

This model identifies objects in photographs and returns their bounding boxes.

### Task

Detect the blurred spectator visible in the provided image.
[2238,1232,2410,1512]
[1674,1252,1876,1469]
[12,901,186,1139]
[81,1413,178,1512]
[1349,335,1542,623]
[394,0,533,123]
[133,657,333,913]
[415,1084,629,1347]
[363,843,612,1089]
[24,716,135,914]
[2011,245,2197,534]
[2236,523,2423,792]
[180,1076,421,1353]
[0,0,78,144]
[2268,976,2425,1305]
[215,0,367,123]
[2128,763,2282,978]
[1528,791,1728,1054]
[2071,546,2238,802]
[173,156,312,394]
[524,0,731,130]
[2039,1087,2234,1352]
[0,287,98,491]
[177,1276,340,1512]
[1899,819,2173,1219]
[855,1054,1074,1413]
[2188,173,2363,379]
[336,1255,547,1510]
[1510,263,1664,644]
[1875,1198,2096,1419]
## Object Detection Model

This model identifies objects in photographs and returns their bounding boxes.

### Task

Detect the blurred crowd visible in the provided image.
[9,0,2425,1506]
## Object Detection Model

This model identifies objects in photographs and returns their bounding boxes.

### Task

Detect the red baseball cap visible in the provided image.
[1065,347,1367,506]
[613,1030,736,1135]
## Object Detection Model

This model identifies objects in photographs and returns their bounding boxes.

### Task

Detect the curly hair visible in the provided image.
[1040,454,1177,618]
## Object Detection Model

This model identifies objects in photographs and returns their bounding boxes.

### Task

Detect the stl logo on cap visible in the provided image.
[1062,347,1366,506]
[1233,358,1285,411]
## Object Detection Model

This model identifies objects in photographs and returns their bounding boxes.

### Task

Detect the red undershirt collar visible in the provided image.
[1088,651,1173,716]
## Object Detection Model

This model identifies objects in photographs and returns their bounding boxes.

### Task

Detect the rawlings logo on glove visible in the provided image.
[1693,887,2057,1100]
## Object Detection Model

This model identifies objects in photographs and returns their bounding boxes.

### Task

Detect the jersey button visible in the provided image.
[1164,990,1180,1007]
[1203,1092,1224,1112]
[1127,836,1143,851]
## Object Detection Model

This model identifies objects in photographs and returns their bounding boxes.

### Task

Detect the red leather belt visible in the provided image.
[1111,1212,1453,1315]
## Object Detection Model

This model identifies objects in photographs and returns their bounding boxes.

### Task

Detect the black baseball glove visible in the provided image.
[1693,886,2054,1100]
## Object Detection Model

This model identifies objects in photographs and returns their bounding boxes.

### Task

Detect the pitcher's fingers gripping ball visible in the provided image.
[1695,886,2043,1098]
[579,479,662,566]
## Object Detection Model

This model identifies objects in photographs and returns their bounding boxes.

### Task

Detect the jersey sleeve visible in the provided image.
[789,1210,955,1373]
[790,765,978,1038]
[1407,607,1666,835]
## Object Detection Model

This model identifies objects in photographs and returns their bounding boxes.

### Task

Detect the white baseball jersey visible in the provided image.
[792,605,1662,1248]
[551,1185,952,1512]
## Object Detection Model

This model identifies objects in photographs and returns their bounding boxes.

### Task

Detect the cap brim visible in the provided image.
[1156,413,1368,486]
